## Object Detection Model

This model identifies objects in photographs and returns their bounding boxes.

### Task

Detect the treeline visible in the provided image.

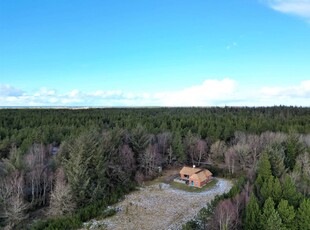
[0,107,309,229]
[1,106,310,157]
[183,132,310,229]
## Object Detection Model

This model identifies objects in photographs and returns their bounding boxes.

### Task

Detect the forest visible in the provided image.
[0,106,309,229]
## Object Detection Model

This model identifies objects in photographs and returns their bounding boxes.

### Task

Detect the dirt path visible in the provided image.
[83,178,233,230]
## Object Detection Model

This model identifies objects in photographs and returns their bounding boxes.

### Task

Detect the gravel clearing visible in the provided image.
[83,178,232,230]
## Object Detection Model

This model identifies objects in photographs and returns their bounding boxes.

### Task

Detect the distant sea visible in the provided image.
[0,106,92,109]
[0,106,165,109]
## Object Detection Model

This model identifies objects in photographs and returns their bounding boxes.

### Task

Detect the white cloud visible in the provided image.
[0,84,24,97]
[0,79,310,107]
[89,90,123,98]
[48,98,59,103]
[265,0,310,22]
[34,88,56,97]
[68,89,80,98]
[260,80,310,98]
[156,78,237,106]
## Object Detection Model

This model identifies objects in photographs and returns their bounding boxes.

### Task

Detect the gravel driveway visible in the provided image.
[84,178,232,230]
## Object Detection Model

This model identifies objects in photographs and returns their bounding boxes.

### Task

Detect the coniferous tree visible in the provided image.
[266,143,286,178]
[102,129,133,188]
[272,177,282,204]
[256,152,289,207]
[1,146,24,172]
[284,133,305,170]
[63,131,107,207]
[260,175,282,205]
[130,124,150,165]
[63,139,92,207]
[254,174,264,199]
[172,132,186,163]
[277,199,296,230]
[257,152,272,181]
[296,199,310,230]
[260,175,274,203]
[245,193,261,230]
[261,197,284,230]
[282,175,300,208]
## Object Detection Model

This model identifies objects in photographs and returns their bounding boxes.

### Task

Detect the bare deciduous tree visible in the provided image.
[194,139,208,166]
[139,144,161,177]
[0,172,28,229]
[134,171,145,185]
[48,168,75,217]
[233,131,247,145]
[293,152,310,195]
[25,143,52,207]
[301,134,310,148]
[247,134,263,167]
[166,145,173,165]
[157,132,172,158]
[157,132,173,166]
[210,140,227,163]
[260,131,287,147]
[225,148,237,175]
[232,190,246,228]
[233,143,250,171]
[119,144,135,177]
[210,199,238,230]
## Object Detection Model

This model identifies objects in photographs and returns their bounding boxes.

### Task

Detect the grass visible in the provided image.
[170,179,218,192]
[144,176,164,186]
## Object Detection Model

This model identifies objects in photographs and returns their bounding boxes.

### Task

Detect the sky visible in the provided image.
[0,0,310,107]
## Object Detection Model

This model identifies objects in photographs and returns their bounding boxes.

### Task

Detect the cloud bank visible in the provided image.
[265,0,310,22]
[0,79,309,107]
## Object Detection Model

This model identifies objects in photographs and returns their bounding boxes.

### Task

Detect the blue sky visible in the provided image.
[1,0,310,106]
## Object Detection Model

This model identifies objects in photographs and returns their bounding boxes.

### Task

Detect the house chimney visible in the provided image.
[193,165,195,168]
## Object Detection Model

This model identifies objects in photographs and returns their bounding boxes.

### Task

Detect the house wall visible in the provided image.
[192,177,212,188]
[189,180,200,187]
[180,174,189,180]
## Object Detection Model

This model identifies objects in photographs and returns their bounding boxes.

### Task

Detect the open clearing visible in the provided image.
[84,178,233,230]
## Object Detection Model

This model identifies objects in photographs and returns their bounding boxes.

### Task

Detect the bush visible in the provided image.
[205,165,228,177]
[224,176,247,199]
[182,176,247,229]
[30,216,81,230]
[29,182,136,230]
[182,220,199,230]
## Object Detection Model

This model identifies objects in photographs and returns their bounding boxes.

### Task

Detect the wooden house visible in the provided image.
[180,166,212,188]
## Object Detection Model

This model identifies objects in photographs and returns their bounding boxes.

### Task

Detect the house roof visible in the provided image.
[190,170,207,182]
[180,166,201,176]
[204,169,212,177]
[180,166,213,182]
